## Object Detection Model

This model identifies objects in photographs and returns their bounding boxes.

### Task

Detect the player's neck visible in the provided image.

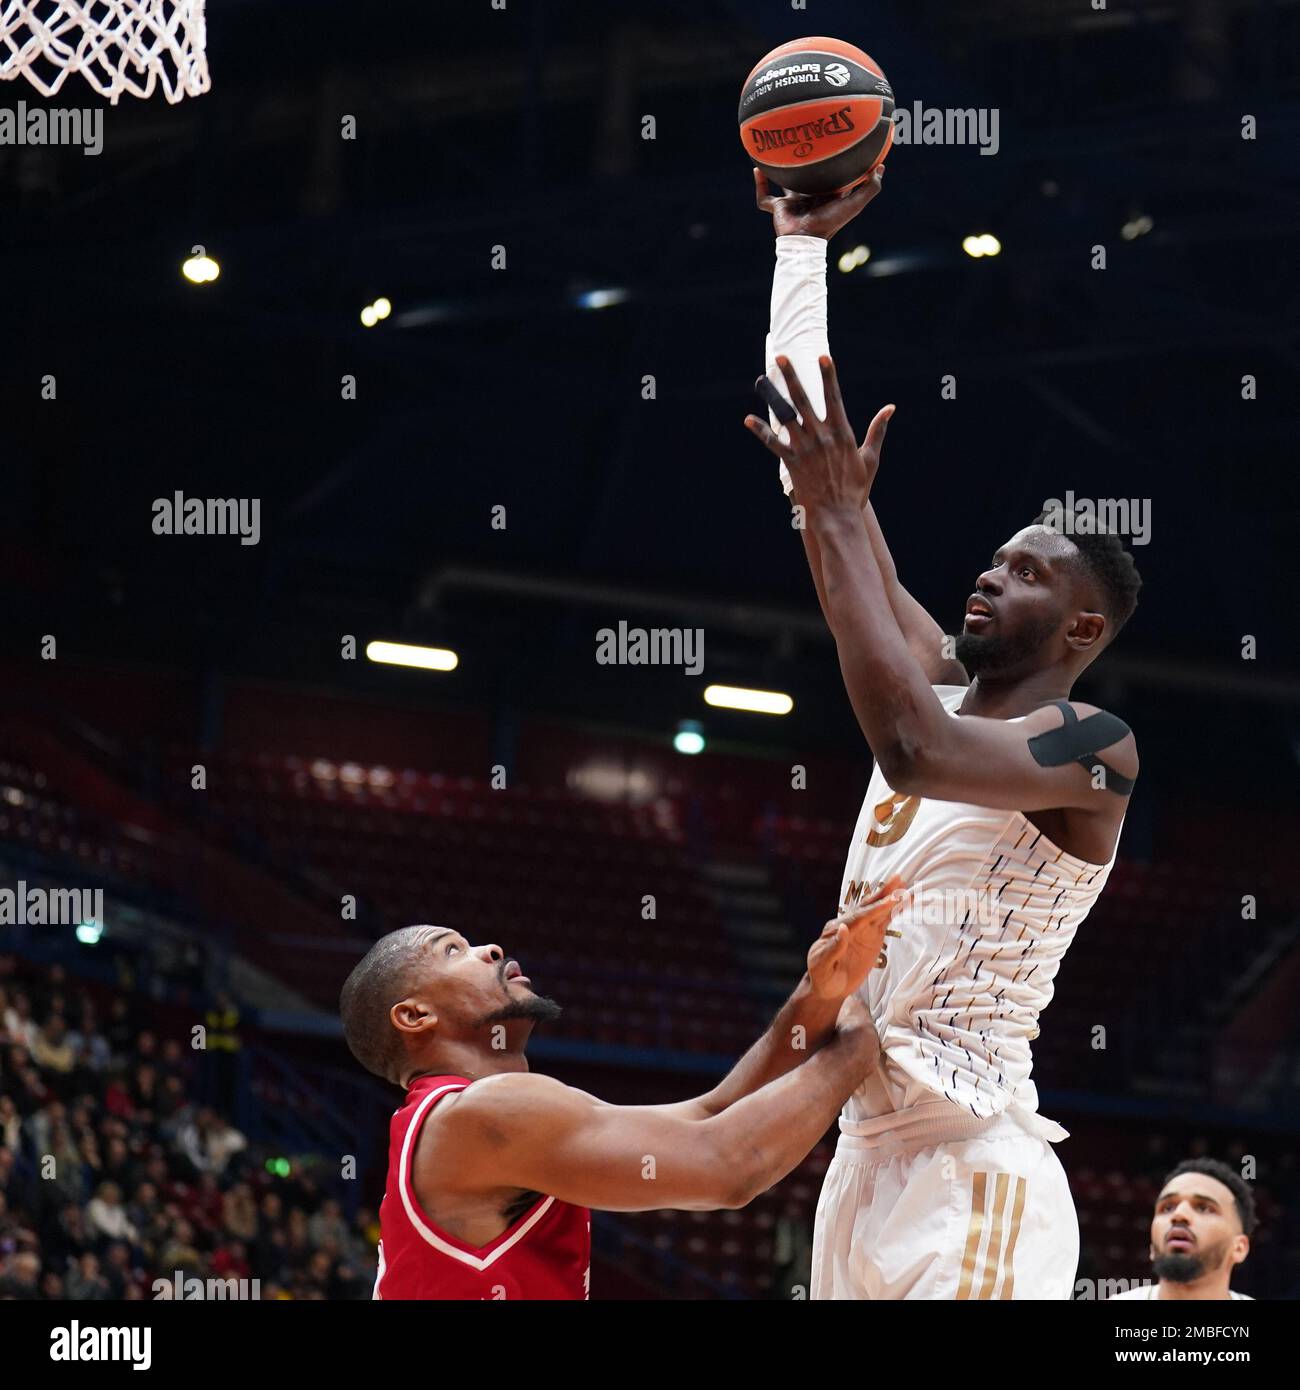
[959,670,1074,720]
[404,1047,530,1089]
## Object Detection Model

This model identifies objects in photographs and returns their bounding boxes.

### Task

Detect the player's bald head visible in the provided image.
[340,925,450,1085]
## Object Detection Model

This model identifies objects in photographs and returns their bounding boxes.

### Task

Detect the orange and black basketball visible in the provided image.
[738,37,895,196]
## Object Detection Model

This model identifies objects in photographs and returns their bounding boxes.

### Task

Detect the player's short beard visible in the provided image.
[475,994,563,1029]
[954,611,1060,677]
[1151,1251,1204,1282]
[1152,1240,1225,1284]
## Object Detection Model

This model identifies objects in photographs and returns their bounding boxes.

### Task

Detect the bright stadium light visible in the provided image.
[962,233,1002,259]
[360,304,379,327]
[673,720,706,755]
[365,640,459,672]
[372,296,392,319]
[576,288,628,310]
[703,684,793,716]
[1121,214,1154,242]
[76,919,103,945]
[837,243,871,273]
[182,253,220,284]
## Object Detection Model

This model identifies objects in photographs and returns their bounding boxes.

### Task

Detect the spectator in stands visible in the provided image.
[307,1197,348,1252]
[104,996,135,1054]
[0,1095,22,1152]
[1108,1158,1256,1301]
[87,1182,138,1245]
[221,1180,258,1243]
[101,1135,134,1191]
[66,1003,111,1075]
[211,1236,252,1285]
[178,1106,246,1178]
[48,1203,96,1266]
[31,1016,76,1078]
[159,1216,202,1275]
[129,1062,160,1120]
[0,1249,40,1299]
[3,992,38,1050]
[102,1241,142,1299]
[185,1172,226,1236]
[125,1181,162,1246]
[0,956,368,1301]
[65,1250,111,1300]
[204,992,242,1114]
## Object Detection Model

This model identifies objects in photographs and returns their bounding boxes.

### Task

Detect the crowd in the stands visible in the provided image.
[0,955,376,1300]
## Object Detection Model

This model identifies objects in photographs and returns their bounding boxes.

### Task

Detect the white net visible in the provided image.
[0,1,209,104]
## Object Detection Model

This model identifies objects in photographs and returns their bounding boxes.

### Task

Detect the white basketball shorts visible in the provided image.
[811,1109,1079,1300]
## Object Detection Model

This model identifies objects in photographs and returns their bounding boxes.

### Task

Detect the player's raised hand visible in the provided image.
[753,164,885,241]
[807,876,905,1000]
[744,354,877,515]
[857,402,896,493]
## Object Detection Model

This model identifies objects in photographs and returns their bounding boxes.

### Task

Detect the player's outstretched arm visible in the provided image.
[659,876,902,1121]
[426,996,881,1214]
[755,167,967,686]
[746,356,1139,814]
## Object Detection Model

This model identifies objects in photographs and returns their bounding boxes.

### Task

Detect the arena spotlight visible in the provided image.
[673,720,706,755]
[365,640,458,672]
[703,684,793,716]
[1121,214,1154,242]
[372,297,392,319]
[181,252,220,284]
[360,305,379,328]
[576,288,628,310]
[75,918,103,945]
[961,233,1001,259]
[837,244,871,273]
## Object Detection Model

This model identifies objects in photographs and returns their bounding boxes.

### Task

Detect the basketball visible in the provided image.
[738,37,895,196]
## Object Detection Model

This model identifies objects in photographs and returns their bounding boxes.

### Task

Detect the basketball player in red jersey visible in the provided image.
[341,877,901,1299]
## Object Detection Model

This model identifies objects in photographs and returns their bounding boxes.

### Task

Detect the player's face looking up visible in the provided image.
[954,525,1105,679]
[1148,1174,1248,1282]
[393,928,562,1042]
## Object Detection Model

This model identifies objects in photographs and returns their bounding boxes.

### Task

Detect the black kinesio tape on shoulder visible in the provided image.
[755,374,798,426]
[1027,700,1135,796]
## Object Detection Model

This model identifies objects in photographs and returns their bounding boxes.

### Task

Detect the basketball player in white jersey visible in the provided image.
[1108,1159,1255,1301]
[743,167,1143,1299]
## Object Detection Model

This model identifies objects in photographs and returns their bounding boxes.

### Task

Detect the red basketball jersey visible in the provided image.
[373,1074,590,1300]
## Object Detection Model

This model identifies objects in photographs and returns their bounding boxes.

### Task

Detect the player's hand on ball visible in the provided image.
[753,165,884,241]
[807,875,904,1000]
[745,354,885,517]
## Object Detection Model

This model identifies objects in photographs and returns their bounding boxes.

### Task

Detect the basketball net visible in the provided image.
[0,0,209,104]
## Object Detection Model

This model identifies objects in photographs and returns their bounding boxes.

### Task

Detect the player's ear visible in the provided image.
[391,998,437,1037]
[1230,1234,1250,1266]
[1065,609,1105,653]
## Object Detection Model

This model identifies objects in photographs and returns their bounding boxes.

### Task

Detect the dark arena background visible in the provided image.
[2,0,1299,1322]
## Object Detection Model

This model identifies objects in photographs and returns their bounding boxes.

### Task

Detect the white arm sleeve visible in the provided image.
[764,234,830,497]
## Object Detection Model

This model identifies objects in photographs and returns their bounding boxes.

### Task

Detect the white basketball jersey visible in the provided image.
[839,686,1124,1127]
